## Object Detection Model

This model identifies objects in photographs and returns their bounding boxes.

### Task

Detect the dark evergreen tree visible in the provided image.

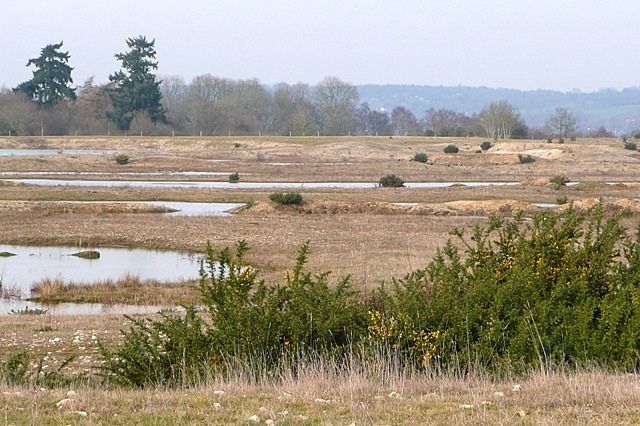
[107,36,166,131]
[14,41,76,107]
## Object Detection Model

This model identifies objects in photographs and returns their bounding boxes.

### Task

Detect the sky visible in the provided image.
[2,0,640,92]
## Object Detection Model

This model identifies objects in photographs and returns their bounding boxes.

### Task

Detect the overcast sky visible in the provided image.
[2,0,639,92]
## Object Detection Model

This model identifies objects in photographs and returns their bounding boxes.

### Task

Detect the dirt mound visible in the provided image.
[244,199,538,217]
[444,199,533,213]
[566,198,640,212]
[522,148,565,159]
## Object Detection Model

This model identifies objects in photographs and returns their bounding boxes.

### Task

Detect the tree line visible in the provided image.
[0,37,587,139]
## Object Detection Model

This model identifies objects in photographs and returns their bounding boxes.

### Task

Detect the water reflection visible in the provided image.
[0,245,201,296]
[5,178,520,190]
[0,149,116,156]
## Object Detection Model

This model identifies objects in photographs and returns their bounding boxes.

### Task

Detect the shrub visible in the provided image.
[550,175,570,189]
[0,350,76,387]
[412,152,428,163]
[558,138,565,144]
[570,137,576,141]
[269,191,304,205]
[115,153,129,165]
[228,172,240,183]
[381,206,640,371]
[556,195,569,205]
[624,141,637,151]
[634,133,640,140]
[96,206,640,385]
[480,141,493,151]
[443,144,459,154]
[518,154,536,164]
[546,138,553,143]
[378,174,405,188]
[98,241,367,387]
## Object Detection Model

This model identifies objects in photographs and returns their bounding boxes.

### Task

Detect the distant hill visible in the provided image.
[356,84,640,134]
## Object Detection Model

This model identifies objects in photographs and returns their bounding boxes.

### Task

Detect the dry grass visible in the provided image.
[2,309,639,424]
[29,276,199,305]
[1,136,639,182]
[1,365,640,424]
[3,136,640,422]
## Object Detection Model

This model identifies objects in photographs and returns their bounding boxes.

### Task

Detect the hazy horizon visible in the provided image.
[3,0,640,92]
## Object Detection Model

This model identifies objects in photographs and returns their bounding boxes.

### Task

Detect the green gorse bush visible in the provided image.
[412,152,428,163]
[270,191,304,205]
[378,174,405,188]
[115,153,129,165]
[480,141,493,151]
[518,154,536,164]
[80,206,640,386]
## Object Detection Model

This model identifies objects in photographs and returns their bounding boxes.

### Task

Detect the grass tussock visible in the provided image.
[29,275,199,305]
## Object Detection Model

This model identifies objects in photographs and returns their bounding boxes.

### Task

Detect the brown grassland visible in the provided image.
[1,136,640,423]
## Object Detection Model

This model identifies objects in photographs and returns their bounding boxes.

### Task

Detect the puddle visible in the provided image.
[534,203,559,209]
[0,149,116,157]
[5,179,520,190]
[57,201,245,216]
[0,300,168,316]
[0,245,201,297]
[148,201,245,216]
[0,171,244,177]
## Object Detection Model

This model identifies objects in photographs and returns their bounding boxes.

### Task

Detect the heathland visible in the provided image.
[2,135,640,424]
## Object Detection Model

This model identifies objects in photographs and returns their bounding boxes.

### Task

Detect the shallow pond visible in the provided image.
[0,149,116,157]
[0,245,201,297]
[0,300,168,316]
[0,171,241,176]
[5,178,520,190]
[59,201,245,216]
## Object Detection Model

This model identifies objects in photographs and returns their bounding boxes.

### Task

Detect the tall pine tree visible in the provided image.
[108,36,166,131]
[15,41,76,107]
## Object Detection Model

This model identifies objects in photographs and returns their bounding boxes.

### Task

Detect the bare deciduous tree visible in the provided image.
[548,107,577,138]
[479,101,522,140]
[314,76,359,135]
[0,89,40,135]
[391,106,420,136]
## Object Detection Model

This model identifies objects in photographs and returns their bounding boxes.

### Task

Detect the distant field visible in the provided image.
[0,136,639,285]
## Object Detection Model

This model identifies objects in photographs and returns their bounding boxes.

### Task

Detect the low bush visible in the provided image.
[115,154,129,165]
[518,154,536,164]
[624,141,637,151]
[378,174,405,188]
[480,141,493,151]
[98,241,367,387]
[228,172,240,183]
[269,191,304,205]
[443,144,459,154]
[0,350,76,387]
[412,152,428,163]
[550,175,570,189]
[380,206,640,371]
[556,195,569,205]
[94,205,640,386]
